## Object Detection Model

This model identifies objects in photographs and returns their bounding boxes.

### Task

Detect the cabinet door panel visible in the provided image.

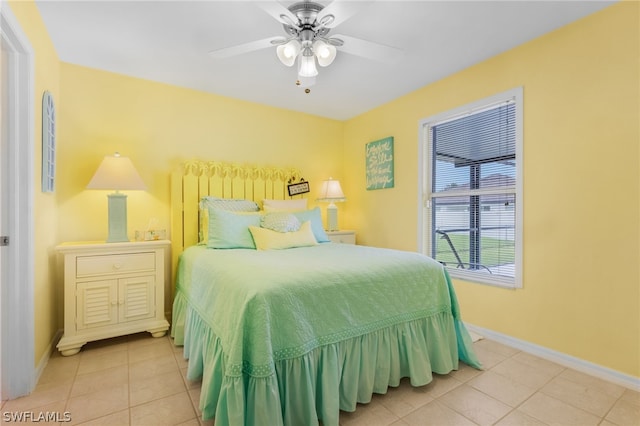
[119,276,155,322]
[77,280,118,329]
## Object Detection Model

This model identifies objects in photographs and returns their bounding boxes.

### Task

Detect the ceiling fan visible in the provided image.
[209,1,402,89]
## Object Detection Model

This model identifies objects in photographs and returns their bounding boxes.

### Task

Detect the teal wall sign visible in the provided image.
[366,136,394,190]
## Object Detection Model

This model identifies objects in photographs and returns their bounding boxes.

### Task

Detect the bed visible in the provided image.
[169,160,481,426]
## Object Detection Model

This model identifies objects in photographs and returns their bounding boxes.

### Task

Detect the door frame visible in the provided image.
[0,1,35,400]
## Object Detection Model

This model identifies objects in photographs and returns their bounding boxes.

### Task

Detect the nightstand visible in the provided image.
[326,230,356,244]
[56,240,171,356]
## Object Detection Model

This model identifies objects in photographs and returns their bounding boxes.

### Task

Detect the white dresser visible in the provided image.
[56,240,170,356]
[326,230,356,245]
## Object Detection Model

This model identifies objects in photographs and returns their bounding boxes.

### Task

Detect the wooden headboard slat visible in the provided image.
[170,160,304,285]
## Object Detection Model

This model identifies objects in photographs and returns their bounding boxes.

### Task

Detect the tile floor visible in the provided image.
[1,333,638,425]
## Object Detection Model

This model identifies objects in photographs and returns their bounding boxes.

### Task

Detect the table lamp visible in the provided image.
[317,177,346,231]
[86,152,147,242]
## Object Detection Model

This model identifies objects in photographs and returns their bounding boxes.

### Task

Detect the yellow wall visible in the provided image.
[7,0,61,368]
[57,64,344,245]
[344,2,639,377]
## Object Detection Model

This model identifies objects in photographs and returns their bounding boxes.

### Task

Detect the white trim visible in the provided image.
[34,330,62,386]
[0,1,36,399]
[465,323,640,392]
[417,87,523,289]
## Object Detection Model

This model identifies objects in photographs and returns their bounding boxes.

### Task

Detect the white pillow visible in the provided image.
[262,198,307,212]
[249,221,317,250]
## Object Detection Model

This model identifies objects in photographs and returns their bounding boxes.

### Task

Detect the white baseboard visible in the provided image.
[33,329,63,390]
[465,323,640,392]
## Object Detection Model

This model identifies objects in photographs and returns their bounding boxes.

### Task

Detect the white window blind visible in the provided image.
[421,88,522,288]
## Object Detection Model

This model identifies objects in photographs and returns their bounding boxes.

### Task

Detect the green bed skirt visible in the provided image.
[171,292,480,426]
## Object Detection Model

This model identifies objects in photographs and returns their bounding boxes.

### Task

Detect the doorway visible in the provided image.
[0,2,35,400]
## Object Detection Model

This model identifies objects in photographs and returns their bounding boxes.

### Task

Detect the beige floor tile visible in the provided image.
[129,369,186,406]
[419,373,463,398]
[76,349,128,376]
[7,337,640,426]
[510,352,564,377]
[129,354,179,382]
[187,387,203,417]
[540,375,618,417]
[472,345,509,370]
[559,368,626,399]
[71,365,129,398]
[494,409,547,426]
[66,383,129,425]
[176,419,201,426]
[339,400,400,426]
[468,370,536,407]
[376,379,433,418]
[605,398,640,426]
[449,362,483,383]
[473,339,520,358]
[518,392,600,426]
[37,355,80,386]
[438,384,511,425]
[2,381,72,412]
[129,392,196,426]
[401,400,477,426]
[180,366,203,390]
[620,388,640,407]
[128,340,174,364]
[75,409,130,425]
[490,357,556,389]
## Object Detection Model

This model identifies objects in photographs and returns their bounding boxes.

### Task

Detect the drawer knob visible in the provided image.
[112,263,122,270]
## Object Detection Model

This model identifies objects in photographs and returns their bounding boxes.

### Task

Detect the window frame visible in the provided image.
[417,87,523,288]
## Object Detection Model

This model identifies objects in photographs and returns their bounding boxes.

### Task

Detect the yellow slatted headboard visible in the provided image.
[170,160,304,277]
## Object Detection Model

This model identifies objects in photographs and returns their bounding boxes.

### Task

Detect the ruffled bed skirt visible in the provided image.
[171,292,476,426]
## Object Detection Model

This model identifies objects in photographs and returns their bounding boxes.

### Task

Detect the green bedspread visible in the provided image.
[172,243,481,425]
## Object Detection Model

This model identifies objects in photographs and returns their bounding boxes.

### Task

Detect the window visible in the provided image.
[419,88,522,288]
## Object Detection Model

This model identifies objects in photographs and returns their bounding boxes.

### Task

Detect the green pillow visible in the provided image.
[207,209,261,249]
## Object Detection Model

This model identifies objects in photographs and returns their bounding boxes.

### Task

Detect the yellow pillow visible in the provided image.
[249,221,318,250]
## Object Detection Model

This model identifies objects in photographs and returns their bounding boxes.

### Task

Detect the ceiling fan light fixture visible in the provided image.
[313,40,337,67]
[276,39,301,66]
[298,53,318,78]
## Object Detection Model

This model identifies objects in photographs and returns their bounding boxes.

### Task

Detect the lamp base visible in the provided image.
[326,203,338,232]
[106,193,129,243]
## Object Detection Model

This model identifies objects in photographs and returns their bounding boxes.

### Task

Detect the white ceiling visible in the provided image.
[35,0,615,121]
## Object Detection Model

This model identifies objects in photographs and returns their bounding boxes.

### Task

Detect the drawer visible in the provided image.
[329,233,356,244]
[76,253,155,277]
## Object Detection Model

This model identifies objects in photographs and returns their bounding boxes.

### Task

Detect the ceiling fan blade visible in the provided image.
[256,1,299,27]
[317,1,371,29]
[209,37,281,59]
[333,34,403,64]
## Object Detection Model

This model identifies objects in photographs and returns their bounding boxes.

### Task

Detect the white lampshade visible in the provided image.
[317,178,346,232]
[317,178,345,201]
[298,53,318,78]
[276,40,301,67]
[313,40,337,67]
[87,152,147,191]
[87,152,146,243]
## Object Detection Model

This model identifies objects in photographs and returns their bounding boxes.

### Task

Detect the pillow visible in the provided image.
[249,221,317,250]
[291,207,330,243]
[199,197,260,243]
[207,209,261,249]
[261,212,301,233]
[262,198,308,212]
